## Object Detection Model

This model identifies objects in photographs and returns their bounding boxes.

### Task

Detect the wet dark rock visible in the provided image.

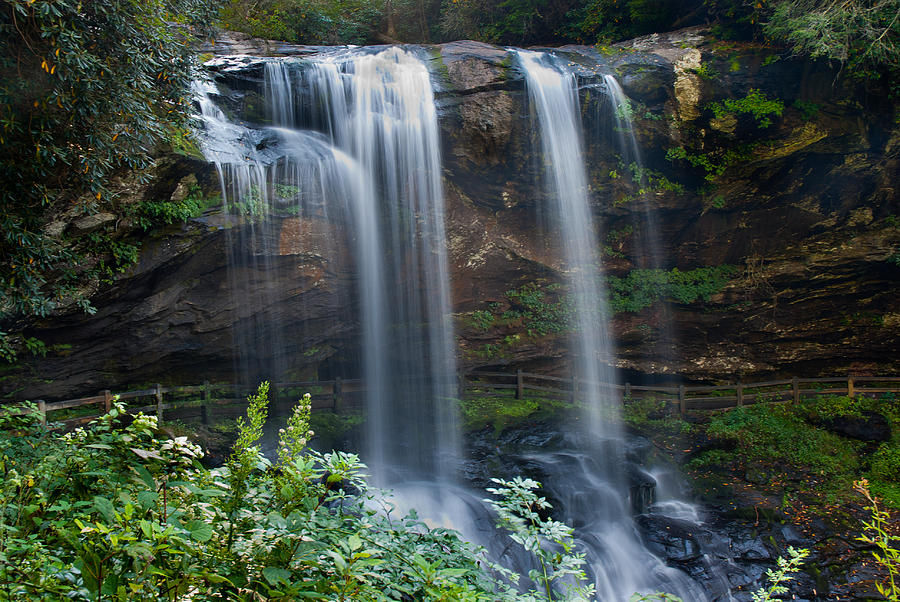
[636,513,703,563]
[822,411,892,442]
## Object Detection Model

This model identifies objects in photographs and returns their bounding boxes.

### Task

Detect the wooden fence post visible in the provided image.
[333,378,342,413]
[624,382,631,400]
[201,381,210,425]
[792,377,800,403]
[516,369,524,400]
[736,382,744,408]
[847,375,855,398]
[678,384,686,418]
[37,400,47,427]
[155,384,164,423]
[102,389,112,414]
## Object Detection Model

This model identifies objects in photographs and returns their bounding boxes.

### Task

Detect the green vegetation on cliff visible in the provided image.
[0,0,219,326]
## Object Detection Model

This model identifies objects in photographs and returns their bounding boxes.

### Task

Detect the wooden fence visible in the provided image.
[464,371,900,416]
[3,373,899,428]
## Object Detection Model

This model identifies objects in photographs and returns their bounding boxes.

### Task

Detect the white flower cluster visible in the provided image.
[160,436,204,464]
[131,413,158,432]
[277,394,315,461]
[61,427,88,443]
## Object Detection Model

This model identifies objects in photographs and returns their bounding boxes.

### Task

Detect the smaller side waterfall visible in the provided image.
[517,50,617,436]
[517,51,710,601]
[603,74,662,270]
[265,61,296,128]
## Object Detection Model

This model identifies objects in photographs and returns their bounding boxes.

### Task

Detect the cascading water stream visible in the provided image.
[517,50,708,600]
[517,50,617,436]
[300,48,459,484]
[199,48,459,486]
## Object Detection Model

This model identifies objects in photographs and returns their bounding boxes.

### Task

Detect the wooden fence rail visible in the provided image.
[3,373,899,428]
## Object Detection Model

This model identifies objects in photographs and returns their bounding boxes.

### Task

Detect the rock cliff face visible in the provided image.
[5,28,899,400]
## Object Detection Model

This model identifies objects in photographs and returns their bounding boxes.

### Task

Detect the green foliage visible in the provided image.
[793,99,820,121]
[461,393,576,433]
[702,403,863,483]
[0,332,46,364]
[622,395,692,433]
[798,392,900,424]
[855,479,900,601]
[763,0,900,79]
[708,195,727,209]
[625,162,685,196]
[439,0,704,45]
[277,392,314,465]
[708,89,785,128]
[751,546,810,602]
[131,185,205,231]
[607,265,737,313]
[566,0,689,45]
[0,0,219,322]
[465,309,497,331]
[503,282,572,337]
[603,224,634,258]
[870,445,900,484]
[0,389,515,600]
[220,0,385,44]
[696,394,900,507]
[485,477,595,601]
[666,144,755,182]
[225,381,269,538]
[692,62,720,81]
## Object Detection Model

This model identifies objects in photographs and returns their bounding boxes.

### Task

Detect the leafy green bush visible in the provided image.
[486,477,594,600]
[708,89,785,128]
[464,309,497,331]
[856,479,900,601]
[704,403,862,482]
[0,387,514,600]
[0,0,218,321]
[220,0,385,44]
[665,144,756,182]
[503,282,572,337]
[798,393,900,423]
[607,266,736,313]
[622,395,691,433]
[870,444,900,484]
[461,392,580,434]
[131,186,205,232]
[763,0,900,80]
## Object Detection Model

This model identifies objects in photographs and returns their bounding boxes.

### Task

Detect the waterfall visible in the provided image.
[195,49,721,600]
[517,51,707,601]
[198,48,459,484]
[301,48,459,483]
[517,50,617,436]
